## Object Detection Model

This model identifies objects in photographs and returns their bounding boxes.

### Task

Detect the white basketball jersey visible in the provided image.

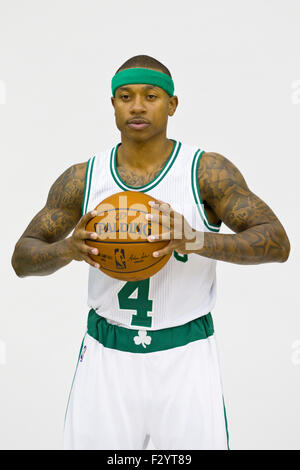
[83,139,221,331]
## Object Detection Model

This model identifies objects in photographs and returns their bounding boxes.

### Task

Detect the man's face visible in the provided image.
[111,81,178,142]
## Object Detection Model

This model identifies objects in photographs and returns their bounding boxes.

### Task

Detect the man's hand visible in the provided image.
[145,199,204,257]
[68,211,101,269]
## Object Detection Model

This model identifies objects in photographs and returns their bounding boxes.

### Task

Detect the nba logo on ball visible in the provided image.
[114,249,126,269]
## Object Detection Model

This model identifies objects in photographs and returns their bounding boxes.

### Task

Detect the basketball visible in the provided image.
[85,191,172,281]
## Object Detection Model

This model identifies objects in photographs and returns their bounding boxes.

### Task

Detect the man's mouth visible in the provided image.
[127,119,150,130]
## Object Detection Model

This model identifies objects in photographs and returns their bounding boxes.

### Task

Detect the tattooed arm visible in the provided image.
[195,152,290,264]
[11,162,100,277]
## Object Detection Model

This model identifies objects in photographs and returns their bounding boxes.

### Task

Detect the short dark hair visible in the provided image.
[116,55,172,77]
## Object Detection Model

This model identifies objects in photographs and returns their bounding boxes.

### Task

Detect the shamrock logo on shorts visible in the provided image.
[133,330,152,349]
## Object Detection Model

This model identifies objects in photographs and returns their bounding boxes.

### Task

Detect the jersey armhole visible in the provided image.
[82,156,96,215]
[191,149,222,233]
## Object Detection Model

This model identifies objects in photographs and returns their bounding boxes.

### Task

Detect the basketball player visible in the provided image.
[11,55,290,450]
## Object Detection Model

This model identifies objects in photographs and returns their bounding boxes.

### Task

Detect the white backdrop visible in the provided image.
[0,0,299,450]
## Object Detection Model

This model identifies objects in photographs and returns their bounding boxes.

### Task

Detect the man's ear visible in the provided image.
[168,95,178,116]
[111,97,115,108]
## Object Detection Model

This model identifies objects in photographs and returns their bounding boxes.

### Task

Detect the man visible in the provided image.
[12,55,290,450]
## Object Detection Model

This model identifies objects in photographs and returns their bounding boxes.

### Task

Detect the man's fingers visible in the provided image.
[147,231,172,241]
[88,246,99,256]
[78,210,98,228]
[82,253,100,269]
[152,241,174,258]
[73,240,99,257]
[146,214,173,231]
[81,230,99,240]
[146,212,182,232]
[73,229,99,242]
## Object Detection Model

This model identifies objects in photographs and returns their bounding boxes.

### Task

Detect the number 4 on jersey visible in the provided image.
[117,252,188,328]
[118,279,153,328]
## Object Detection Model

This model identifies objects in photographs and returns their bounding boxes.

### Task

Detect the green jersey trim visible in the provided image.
[82,156,96,215]
[223,396,230,450]
[110,140,181,192]
[64,335,85,424]
[87,308,214,354]
[191,149,221,232]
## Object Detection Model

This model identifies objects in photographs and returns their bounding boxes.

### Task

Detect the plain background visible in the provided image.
[0,0,299,450]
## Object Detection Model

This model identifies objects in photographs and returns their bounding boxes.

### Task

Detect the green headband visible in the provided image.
[111,68,174,97]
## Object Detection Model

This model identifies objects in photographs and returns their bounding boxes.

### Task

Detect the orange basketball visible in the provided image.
[85,191,172,281]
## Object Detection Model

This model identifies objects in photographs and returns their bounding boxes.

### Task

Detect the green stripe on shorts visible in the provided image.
[87,309,214,353]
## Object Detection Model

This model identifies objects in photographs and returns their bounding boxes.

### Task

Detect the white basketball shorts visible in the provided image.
[63,309,229,450]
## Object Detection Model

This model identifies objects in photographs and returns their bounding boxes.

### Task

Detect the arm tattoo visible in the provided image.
[195,152,290,264]
[117,165,166,188]
[24,163,86,242]
[12,162,87,276]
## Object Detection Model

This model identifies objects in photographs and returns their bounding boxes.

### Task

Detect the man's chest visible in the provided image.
[116,165,164,188]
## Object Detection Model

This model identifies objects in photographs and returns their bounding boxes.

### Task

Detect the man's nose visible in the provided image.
[130,95,146,113]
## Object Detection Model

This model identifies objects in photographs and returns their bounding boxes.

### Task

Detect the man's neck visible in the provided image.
[117,134,174,173]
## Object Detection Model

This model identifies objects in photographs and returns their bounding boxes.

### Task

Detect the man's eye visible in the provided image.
[121,95,129,100]
[148,94,156,99]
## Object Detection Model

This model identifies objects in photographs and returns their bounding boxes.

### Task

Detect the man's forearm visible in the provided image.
[12,237,74,277]
[193,223,290,264]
